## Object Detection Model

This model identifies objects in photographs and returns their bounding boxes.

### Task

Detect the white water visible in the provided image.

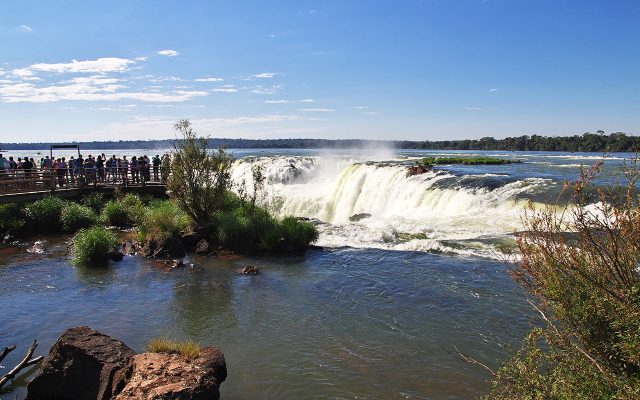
[230,156,552,258]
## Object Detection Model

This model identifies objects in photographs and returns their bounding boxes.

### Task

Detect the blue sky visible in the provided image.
[1,0,639,142]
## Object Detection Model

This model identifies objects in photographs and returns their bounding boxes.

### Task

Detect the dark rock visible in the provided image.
[196,238,211,256]
[308,245,324,251]
[165,259,185,269]
[349,213,372,222]
[142,237,186,259]
[26,326,135,400]
[108,251,124,262]
[120,240,138,256]
[27,240,46,254]
[241,265,259,275]
[114,347,226,400]
[407,164,431,176]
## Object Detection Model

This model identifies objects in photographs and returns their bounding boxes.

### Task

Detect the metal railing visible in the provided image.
[0,166,170,195]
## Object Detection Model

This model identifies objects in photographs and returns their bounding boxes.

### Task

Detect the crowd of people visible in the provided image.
[0,152,172,188]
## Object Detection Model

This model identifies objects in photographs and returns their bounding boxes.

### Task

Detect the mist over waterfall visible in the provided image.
[230,155,551,258]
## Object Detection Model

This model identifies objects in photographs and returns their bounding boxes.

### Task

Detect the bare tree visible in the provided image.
[0,340,43,391]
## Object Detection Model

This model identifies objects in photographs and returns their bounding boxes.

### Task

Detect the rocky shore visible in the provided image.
[26,327,226,400]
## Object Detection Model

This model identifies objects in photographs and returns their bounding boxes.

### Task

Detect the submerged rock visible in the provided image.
[26,326,135,400]
[142,237,186,259]
[241,265,260,275]
[114,348,227,400]
[407,164,431,176]
[27,326,227,400]
[27,240,46,254]
[349,213,371,222]
[108,250,124,262]
[120,240,138,256]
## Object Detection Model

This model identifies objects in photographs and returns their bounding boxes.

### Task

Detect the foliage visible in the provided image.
[100,200,130,227]
[486,160,640,399]
[137,200,191,241]
[167,119,232,229]
[24,196,65,232]
[80,193,105,213]
[0,204,26,235]
[71,226,118,265]
[421,156,517,166]
[120,193,146,225]
[61,203,97,232]
[212,193,318,253]
[146,337,200,360]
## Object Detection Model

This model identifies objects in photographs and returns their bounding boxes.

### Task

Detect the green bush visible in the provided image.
[212,197,318,253]
[71,226,118,265]
[24,196,65,232]
[121,194,146,225]
[100,200,130,227]
[61,203,97,232]
[138,200,191,241]
[0,204,26,235]
[80,193,105,213]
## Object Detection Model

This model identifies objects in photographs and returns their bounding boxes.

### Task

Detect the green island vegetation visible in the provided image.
[0,119,319,265]
[1,130,638,152]
[421,156,519,166]
[482,161,640,398]
[146,337,201,360]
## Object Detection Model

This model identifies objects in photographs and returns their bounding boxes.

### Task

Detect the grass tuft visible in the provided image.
[61,203,97,232]
[71,226,118,265]
[146,337,201,360]
[24,196,65,232]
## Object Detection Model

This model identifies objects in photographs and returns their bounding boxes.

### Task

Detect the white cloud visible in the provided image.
[353,106,368,109]
[362,111,377,115]
[12,68,35,78]
[157,49,179,57]
[19,24,34,32]
[300,99,315,103]
[250,84,282,95]
[243,72,277,80]
[465,107,482,111]
[489,88,498,93]
[265,100,289,104]
[298,108,335,112]
[210,88,238,93]
[28,57,136,74]
[135,56,148,62]
[0,78,208,103]
[194,77,224,82]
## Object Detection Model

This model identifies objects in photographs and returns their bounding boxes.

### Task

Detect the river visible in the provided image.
[0,148,631,399]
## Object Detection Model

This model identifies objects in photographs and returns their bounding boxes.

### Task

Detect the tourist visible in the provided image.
[138,156,147,183]
[96,155,105,182]
[152,155,160,181]
[131,156,139,183]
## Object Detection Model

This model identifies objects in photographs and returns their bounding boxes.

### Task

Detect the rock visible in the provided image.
[27,240,46,254]
[180,232,204,251]
[216,248,241,261]
[241,265,259,275]
[26,326,135,400]
[407,164,431,176]
[165,259,185,269]
[114,347,227,400]
[108,251,124,262]
[3,234,13,244]
[349,213,371,222]
[195,238,211,256]
[120,240,138,256]
[142,237,186,259]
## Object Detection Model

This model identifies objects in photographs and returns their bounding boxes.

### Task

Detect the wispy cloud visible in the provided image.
[362,111,377,115]
[489,88,498,93]
[242,72,277,80]
[194,77,224,82]
[210,88,237,93]
[265,99,289,104]
[300,98,315,103]
[27,57,136,74]
[353,106,368,109]
[250,84,282,95]
[465,107,482,111]
[298,108,335,112]
[19,24,34,32]
[157,49,179,57]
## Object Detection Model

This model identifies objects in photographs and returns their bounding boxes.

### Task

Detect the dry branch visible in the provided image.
[0,340,44,391]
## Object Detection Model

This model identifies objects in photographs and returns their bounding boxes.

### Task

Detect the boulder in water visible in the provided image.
[196,238,211,256]
[26,326,135,400]
[241,265,259,275]
[406,164,431,176]
[349,213,372,222]
[142,237,186,259]
[27,240,46,254]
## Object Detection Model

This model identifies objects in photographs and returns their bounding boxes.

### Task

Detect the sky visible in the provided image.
[1,0,639,142]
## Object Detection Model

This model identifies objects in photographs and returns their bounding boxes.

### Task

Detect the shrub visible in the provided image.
[485,160,640,399]
[279,216,319,252]
[0,204,26,235]
[71,226,118,265]
[24,196,65,232]
[146,337,200,360]
[61,203,97,232]
[137,200,191,241]
[100,200,130,227]
[80,193,106,213]
[120,193,146,225]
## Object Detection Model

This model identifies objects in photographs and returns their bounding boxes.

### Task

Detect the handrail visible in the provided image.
[0,166,170,195]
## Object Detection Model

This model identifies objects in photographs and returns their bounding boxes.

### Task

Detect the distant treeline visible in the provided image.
[1,132,638,153]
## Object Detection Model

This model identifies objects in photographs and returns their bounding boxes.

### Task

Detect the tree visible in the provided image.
[167,120,232,229]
